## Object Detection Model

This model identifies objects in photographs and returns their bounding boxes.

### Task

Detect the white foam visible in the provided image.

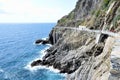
[24,57,60,73]
[39,47,49,59]
[24,46,62,74]
[25,63,60,73]
[33,42,42,45]
[33,37,52,46]
[46,44,52,47]
[0,68,4,73]
[42,37,48,40]
[33,43,52,46]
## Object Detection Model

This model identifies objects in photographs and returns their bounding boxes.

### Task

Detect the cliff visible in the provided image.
[32,0,120,80]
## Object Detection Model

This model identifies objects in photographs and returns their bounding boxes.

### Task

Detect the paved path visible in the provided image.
[54,26,120,37]
[54,26,120,44]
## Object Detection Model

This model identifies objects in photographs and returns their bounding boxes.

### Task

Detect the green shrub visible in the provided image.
[117,15,120,20]
[68,12,74,20]
[76,20,83,26]
[113,15,120,27]
[60,18,66,23]
[95,10,101,17]
[103,0,110,8]
[91,10,96,15]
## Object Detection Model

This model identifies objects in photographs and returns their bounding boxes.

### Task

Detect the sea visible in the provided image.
[0,23,65,80]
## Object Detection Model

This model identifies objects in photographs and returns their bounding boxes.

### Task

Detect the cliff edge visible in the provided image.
[32,0,120,80]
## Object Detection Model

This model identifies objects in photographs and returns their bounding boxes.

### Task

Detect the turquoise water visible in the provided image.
[0,23,65,80]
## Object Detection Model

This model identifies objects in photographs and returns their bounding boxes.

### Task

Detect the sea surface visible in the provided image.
[0,23,65,80]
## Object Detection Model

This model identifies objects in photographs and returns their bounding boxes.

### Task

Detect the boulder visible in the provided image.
[31,60,42,67]
[35,39,49,45]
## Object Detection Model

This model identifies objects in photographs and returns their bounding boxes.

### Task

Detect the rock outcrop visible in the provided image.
[32,0,120,80]
[109,36,120,80]
[35,39,49,45]
[67,37,114,80]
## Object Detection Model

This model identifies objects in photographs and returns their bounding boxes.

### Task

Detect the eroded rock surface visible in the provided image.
[109,37,120,80]
[32,0,120,80]
[32,30,114,80]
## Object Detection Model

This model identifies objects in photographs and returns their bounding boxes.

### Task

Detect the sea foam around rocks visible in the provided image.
[24,46,63,74]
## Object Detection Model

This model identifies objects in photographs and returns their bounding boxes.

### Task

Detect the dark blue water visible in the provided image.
[0,23,65,80]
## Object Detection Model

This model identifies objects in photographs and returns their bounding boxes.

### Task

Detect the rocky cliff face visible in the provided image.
[67,37,114,80]
[32,0,120,80]
[57,0,102,27]
[56,0,120,30]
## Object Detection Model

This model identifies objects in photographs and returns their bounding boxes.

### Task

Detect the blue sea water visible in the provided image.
[0,23,65,80]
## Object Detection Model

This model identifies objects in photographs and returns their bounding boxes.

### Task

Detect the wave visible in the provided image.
[0,68,4,73]
[24,46,63,74]
[33,37,48,45]
[24,57,61,73]
[37,46,49,59]
[24,63,60,73]
[42,37,48,40]
[24,46,48,71]
[33,42,52,46]
[33,42,42,45]
[46,44,52,47]
[33,37,52,46]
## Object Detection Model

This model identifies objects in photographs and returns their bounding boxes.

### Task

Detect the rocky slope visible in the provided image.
[32,0,120,80]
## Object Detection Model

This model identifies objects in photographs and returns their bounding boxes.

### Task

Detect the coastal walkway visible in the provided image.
[54,26,120,43]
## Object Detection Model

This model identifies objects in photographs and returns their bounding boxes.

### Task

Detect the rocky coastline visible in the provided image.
[31,0,120,80]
